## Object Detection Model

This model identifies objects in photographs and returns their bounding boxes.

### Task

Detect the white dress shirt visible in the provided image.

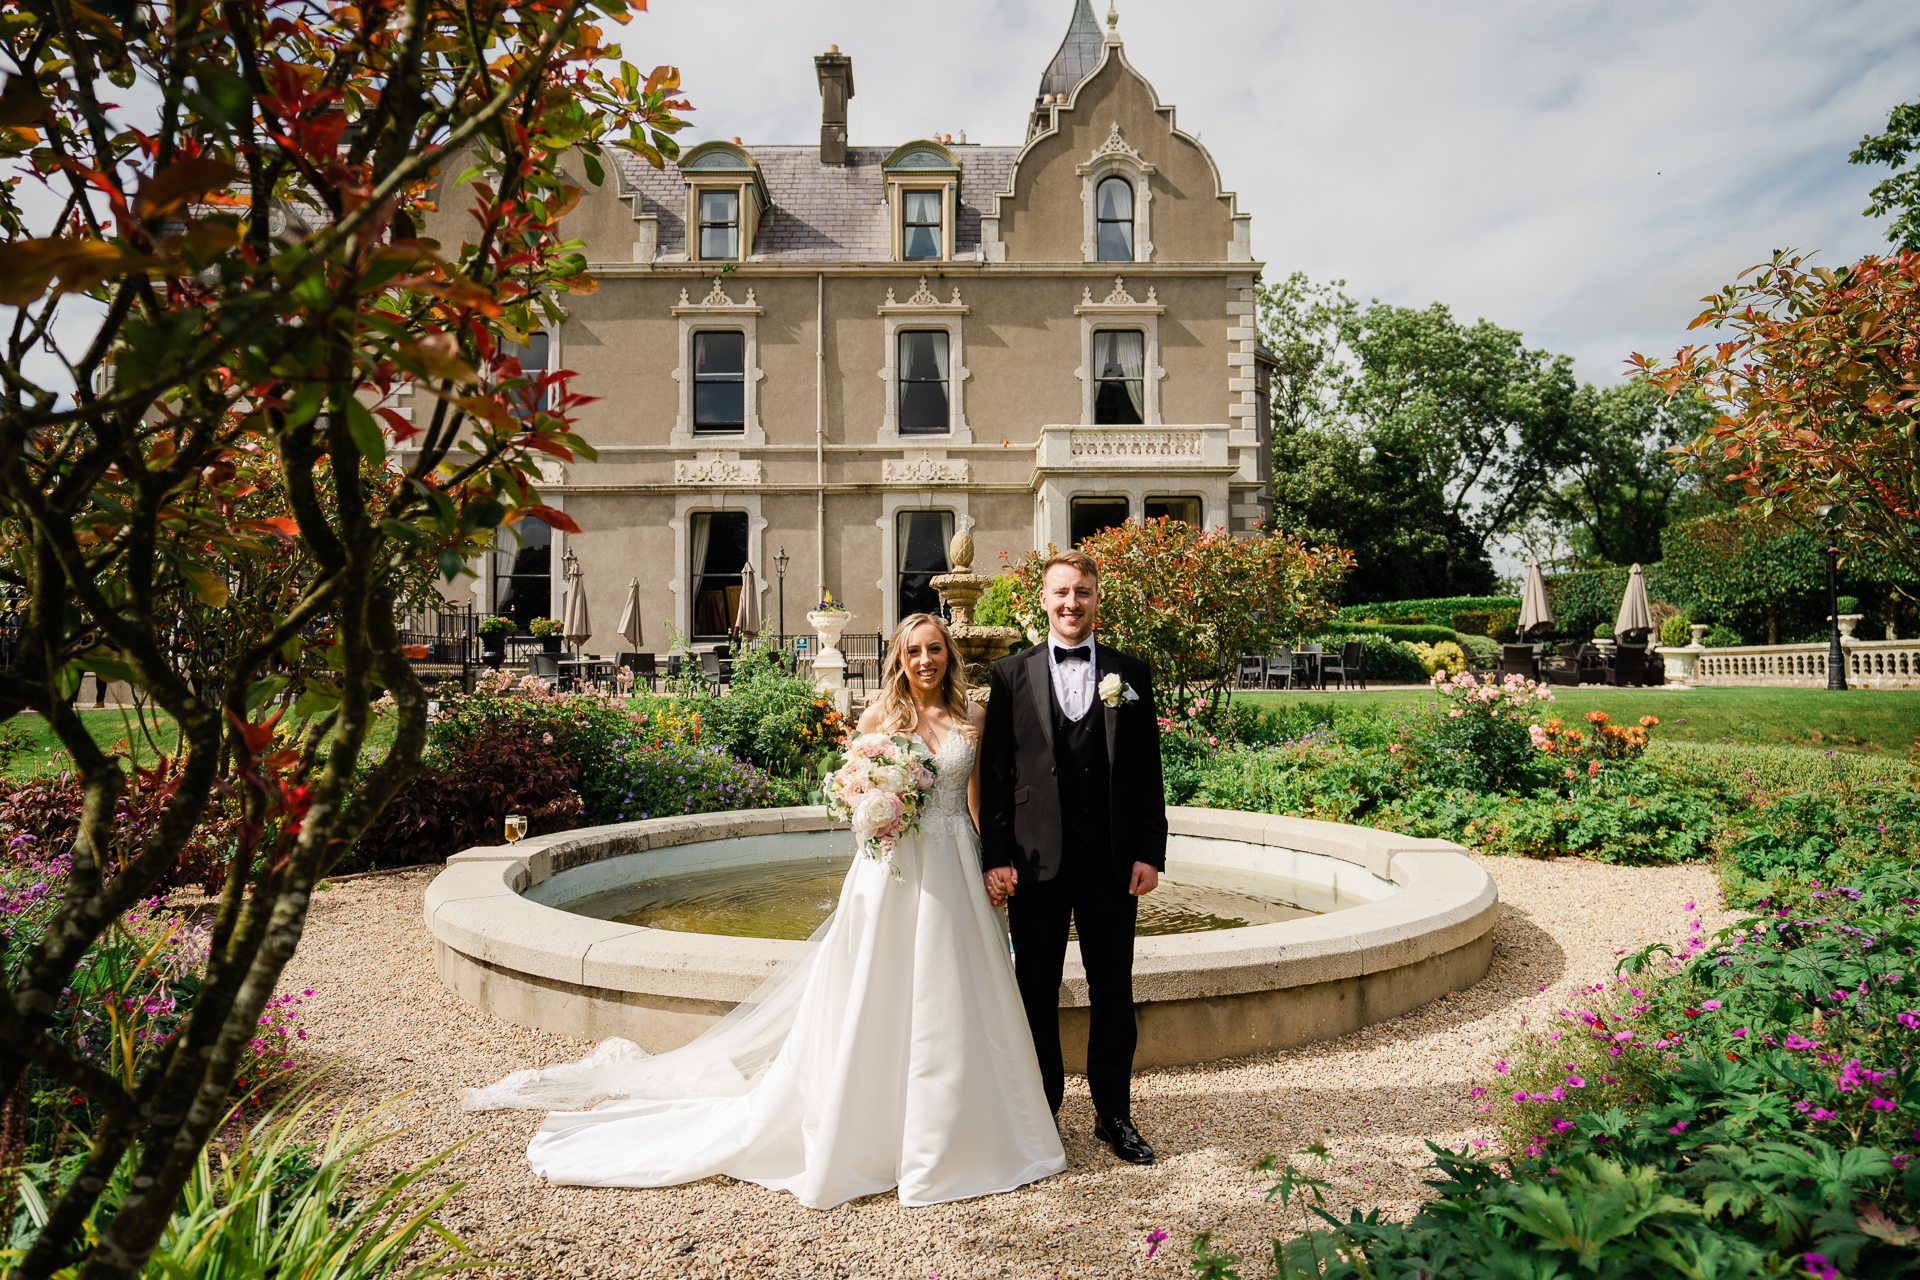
[1047,635,1097,722]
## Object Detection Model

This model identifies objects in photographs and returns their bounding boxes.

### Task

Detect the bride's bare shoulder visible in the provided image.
[856,704,884,734]
[968,703,986,736]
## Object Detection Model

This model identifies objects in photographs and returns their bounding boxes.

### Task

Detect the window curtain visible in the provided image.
[930,330,949,383]
[690,513,713,585]
[1115,330,1144,420]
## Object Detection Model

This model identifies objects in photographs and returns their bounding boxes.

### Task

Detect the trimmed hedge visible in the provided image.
[1335,595,1520,622]
[1324,620,1462,646]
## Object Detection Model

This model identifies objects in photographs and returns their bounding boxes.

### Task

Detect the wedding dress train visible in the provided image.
[463,730,1067,1208]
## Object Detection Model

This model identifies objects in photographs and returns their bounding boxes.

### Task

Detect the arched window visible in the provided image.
[1096,176,1134,262]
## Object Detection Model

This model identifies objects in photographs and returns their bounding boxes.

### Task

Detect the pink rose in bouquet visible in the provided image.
[822,732,939,879]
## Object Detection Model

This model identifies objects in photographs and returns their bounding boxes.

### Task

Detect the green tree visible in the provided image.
[1254,271,1358,436]
[1340,302,1578,591]
[1850,100,1920,250]
[1549,382,1719,567]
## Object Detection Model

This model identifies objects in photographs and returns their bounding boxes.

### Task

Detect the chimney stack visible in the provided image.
[814,46,854,166]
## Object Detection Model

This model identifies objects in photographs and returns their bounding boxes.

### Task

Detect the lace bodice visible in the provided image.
[912,729,975,819]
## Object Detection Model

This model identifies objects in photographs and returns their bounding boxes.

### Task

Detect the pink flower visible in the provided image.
[1701,1000,1722,1011]
[1588,759,1601,777]
[1870,1098,1897,1111]
[1145,1229,1168,1259]
[1784,1033,1819,1050]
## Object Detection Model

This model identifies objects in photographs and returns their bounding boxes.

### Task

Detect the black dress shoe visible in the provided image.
[1093,1115,1155,1164]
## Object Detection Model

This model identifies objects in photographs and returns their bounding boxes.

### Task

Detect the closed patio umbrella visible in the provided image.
[615,577,642,648]
[735,561,762,637]
[1614,563,1654,638]
[1519,558,1553,636]
[562,557,591,652]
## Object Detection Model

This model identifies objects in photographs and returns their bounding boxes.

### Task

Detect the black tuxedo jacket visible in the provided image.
[978,641,1168,889]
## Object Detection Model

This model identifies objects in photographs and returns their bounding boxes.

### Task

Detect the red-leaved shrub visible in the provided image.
[345,721,582,872]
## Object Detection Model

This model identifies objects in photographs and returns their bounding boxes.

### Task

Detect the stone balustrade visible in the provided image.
[1685,639,1920,689]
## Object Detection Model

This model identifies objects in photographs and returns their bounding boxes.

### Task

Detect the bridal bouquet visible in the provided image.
[822,733,938,879]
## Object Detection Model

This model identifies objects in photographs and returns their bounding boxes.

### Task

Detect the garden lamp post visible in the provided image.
[774,545,789,646]
[1815,504,1847,691]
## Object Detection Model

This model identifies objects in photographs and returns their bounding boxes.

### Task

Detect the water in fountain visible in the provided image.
[558,856,1325,940]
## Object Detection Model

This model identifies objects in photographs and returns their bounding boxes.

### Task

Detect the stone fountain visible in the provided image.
[929,529,1022,701]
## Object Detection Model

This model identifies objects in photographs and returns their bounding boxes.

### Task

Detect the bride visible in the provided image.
[464,613,1067,1208]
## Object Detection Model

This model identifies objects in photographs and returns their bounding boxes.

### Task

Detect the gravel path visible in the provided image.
[278,856,1731,1279]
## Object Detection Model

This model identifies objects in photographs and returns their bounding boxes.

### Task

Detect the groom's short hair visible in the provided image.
[1042,549,1099,584]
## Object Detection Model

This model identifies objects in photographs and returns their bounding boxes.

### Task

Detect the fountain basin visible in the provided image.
[424,807,1497,1068]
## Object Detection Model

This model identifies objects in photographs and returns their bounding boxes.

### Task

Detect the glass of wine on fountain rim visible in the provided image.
[504,813,527,844]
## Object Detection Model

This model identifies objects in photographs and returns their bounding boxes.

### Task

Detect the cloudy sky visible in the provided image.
[627,0,1920,388]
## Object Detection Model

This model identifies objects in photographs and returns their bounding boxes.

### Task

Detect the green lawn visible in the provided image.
[1238,685,1920,755]
[2,708,399,779]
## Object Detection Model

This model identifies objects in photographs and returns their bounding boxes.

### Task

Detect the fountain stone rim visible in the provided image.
[424,806,1497,1065]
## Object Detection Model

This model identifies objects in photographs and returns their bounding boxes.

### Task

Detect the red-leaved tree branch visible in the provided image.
[1631,249,1920,583]
[0,0,689,1271]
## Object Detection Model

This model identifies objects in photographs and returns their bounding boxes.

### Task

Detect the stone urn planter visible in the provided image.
[808,607,853,713]
[1833,613,1864,639]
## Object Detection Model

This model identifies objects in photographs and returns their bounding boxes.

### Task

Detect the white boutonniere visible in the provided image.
[1098,673,1139,708]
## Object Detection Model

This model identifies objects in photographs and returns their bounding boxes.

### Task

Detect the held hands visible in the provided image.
[984,864,1156,903]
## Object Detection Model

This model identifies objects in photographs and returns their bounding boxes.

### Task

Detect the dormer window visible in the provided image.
[902,191,943,260]
[883,141,962,262]
[678,141,769,264]
[698,190,739,261]
[1096,177,1134,262]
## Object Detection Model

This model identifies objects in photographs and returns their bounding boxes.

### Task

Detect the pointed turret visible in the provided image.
[1035,0,1102,107]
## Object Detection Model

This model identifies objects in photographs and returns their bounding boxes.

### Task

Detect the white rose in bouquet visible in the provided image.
[852,789,903,838]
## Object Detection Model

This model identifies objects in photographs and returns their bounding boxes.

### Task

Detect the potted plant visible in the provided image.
[528,615,564,653]
[478,615,514,670]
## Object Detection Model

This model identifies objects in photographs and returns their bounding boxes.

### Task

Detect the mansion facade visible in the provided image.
[425,0,1274,650]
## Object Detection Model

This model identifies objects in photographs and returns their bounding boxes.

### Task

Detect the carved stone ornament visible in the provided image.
[881,456,969,484]
[1069,429,1201,458]
[1091,121,1143,164]
[674,457,764,485]
[881,278,966,313]
[1103,276,1136,306]
[674,281,760,315]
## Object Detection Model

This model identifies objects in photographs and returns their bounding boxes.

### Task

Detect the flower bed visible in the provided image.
[1195,706,1920,1278]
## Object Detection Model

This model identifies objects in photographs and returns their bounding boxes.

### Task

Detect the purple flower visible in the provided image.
[1668,1120,1688,1134]
[1145,1229,1167,1259]
[1784,1033,1819,1050]
[1805,1252,1838,1280]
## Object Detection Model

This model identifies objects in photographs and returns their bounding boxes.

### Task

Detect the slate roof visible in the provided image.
[614,145,1020,263]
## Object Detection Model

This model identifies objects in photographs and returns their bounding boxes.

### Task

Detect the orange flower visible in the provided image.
[1585,710,1610,724]
[1639,715,1659,727]
[1545,717,1562,729]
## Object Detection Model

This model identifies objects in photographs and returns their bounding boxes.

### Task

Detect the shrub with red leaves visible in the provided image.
[345,721,582,873]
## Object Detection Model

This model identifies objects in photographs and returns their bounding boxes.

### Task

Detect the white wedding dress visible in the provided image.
[463,730,1067,1208]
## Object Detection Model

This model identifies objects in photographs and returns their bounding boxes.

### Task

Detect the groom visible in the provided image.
[979,548,1166,1165]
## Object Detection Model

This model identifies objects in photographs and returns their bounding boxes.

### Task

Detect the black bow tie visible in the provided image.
[1054,646,1091,664]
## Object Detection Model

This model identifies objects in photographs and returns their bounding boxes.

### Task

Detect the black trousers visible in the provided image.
[1007,864,1138,1122]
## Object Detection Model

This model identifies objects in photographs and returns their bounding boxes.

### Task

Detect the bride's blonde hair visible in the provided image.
[870,613,975,737]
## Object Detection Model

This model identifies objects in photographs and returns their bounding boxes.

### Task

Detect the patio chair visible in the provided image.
[700,648,728,693]
[1497,643,1539,683]
[1236,654,1265,691]
[615,651,655,692]
[1293,643,1323,688]
[1319,640,1365,690]
[1265,649,1294,690]
[528,652,561,683]
[1604,642,1648,688]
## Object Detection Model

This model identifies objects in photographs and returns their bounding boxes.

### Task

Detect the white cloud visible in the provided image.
[625,0,1920,385]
